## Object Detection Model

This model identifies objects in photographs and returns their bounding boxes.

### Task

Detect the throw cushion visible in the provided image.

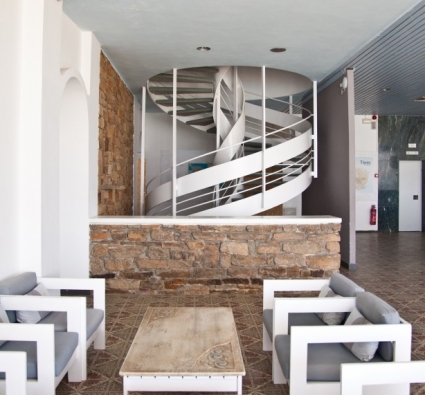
[0,303,10,347]
[316,285,346,325]
[329,273,364,297]
[343,307,379,361]
[16,283,51,324]
[356,292,400,361]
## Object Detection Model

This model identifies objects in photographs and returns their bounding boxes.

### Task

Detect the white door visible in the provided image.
[399,161,422,231]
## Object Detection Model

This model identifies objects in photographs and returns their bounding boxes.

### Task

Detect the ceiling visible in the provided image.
[63,0,425,115]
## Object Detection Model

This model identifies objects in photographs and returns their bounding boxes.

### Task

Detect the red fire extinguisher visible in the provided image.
[370,205,377,225]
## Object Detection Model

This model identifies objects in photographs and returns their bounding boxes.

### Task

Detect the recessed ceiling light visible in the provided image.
[197,47,211,51]
[414,96,425,102]
[381,88,391,92]
[270,47,286,53]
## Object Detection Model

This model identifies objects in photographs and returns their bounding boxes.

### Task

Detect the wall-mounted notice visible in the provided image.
[355,157,374,194]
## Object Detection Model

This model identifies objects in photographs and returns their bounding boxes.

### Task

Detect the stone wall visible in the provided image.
[90,223,341,294]
[98,52,134,215]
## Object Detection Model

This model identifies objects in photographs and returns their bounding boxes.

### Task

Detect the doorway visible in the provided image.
[399,160,422,231]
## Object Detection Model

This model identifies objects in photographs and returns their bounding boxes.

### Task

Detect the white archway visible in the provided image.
[59,74,89,278]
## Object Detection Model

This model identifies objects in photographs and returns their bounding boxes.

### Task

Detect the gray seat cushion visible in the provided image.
[329,273,364,297]
[263,309,325,339]
[275,334,385,382]
[0,272,38,323]
[0,332,78,379]
[356,292,400,361]
[38,308,104,341]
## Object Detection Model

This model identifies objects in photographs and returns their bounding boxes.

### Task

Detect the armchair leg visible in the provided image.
[263,324,272,351]
[94,321,105,349]
[272,350,287,384]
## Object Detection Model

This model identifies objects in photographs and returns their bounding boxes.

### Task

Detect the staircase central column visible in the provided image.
[172,68,177,215]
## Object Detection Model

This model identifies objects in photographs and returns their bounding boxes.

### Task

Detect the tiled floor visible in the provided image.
[57,231,425,395]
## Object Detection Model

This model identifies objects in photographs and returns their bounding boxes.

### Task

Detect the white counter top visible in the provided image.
[89,215,341,225]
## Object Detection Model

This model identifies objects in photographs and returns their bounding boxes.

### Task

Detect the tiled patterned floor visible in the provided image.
[57,231,425,395]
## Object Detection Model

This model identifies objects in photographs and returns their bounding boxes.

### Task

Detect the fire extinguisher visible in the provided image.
[370,205,377,225]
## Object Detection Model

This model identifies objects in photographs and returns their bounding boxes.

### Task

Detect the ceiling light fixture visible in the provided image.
[381,88,391,92]
[270,47,286,53]
[414,96,425,102]
[197,47,211,51]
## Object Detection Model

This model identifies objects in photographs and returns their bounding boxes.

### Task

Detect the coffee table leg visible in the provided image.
[123,376,128,395]
[237,375,242,395]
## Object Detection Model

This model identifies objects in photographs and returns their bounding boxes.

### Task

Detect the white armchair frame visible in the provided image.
[340,361,425,395]
[0,351,27,395]
[273,297,412,395]
[263,279,329,351]
[0,295,86,395]
[39,277,106,350]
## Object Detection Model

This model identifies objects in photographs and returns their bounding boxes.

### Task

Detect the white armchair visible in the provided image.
[0,351,27,395]
[263,274,364,351]
[0,295,86,395]
[340,361,425,395]
[0,272,105,381]
[272,294,412,395]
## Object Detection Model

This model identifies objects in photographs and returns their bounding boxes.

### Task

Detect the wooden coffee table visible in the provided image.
[120,307,245,395]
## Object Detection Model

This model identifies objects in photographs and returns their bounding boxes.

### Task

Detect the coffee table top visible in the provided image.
[120,307,245,377]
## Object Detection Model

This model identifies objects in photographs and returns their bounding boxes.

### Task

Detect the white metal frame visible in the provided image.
[0,296,85,395]
[272,297,412,395]
[341,361,425,395]
[262,278,330,351]
[123,375,243,395]
[0,351,27,395]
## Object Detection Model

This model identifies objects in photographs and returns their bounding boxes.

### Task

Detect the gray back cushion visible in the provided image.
[356,292,400,361]
[329,273,364,297]
[0,272,38,322]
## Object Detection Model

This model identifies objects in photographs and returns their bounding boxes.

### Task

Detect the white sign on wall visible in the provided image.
[355,157,374,194]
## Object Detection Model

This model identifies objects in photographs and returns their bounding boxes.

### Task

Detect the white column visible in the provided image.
[289,95,293,114]
[172,68,177,216]
[233,67,238,122]
[312,80,318,178]
[261,66,266,209]
[140,87,146,215]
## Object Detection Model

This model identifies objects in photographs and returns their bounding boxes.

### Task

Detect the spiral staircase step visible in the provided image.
[156,98,213,106]
[149,87,213,95]
[149,74,215,83]
[167,106,213,116]
[206,127,217,134]
[186,116,214,126]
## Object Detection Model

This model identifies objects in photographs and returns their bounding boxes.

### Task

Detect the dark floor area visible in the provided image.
[57,232,425,395]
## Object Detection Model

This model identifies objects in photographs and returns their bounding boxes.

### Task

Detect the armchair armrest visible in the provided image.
[38,277,105,311]
[273,297,356,336]
[0,323,56,390]
[0,350,27,394]
[263,279,329,310]
[289,322,412,395]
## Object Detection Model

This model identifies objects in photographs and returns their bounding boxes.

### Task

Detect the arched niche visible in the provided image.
[59,72,89,278]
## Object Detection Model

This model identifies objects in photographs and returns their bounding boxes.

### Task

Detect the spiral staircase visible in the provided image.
[145,66,316,216]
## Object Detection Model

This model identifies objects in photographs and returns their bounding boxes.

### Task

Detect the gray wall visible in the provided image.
[303,70,356,268]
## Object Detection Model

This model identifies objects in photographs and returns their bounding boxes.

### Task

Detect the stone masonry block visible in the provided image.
[220,242,249,255]
[306,255,341,270]
[283,241,323,255]
[109,245,146,259]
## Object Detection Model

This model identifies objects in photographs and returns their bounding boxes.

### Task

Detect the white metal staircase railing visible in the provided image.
[145,66,316,216]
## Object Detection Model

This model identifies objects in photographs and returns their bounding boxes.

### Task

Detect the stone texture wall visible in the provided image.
[98,52,134,215]
[90,223,341,294]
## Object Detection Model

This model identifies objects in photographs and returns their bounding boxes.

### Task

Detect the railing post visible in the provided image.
[140,86,146,215]
[172,68,177,215]
[261,66,266,209]
[233,66,238,122]
[289,95,293,115]
[215,89,221,207]
[312,80,318,178]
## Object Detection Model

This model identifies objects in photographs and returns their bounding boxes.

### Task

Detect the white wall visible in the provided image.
[0,0,101,280]
[0,0,23,279]
[355,115,379,231]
